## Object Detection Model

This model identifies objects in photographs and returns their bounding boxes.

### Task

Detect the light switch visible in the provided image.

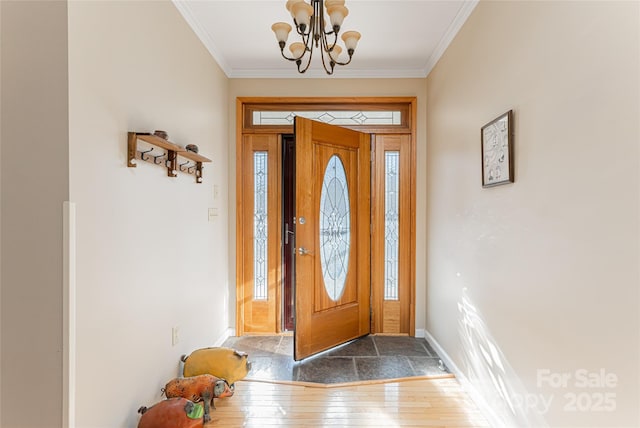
[208,208,218,222]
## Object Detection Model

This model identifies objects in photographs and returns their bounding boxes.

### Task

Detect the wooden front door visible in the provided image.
[293,117,371,360]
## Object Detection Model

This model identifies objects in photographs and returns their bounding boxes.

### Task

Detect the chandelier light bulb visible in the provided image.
[291,2,313,32]
[324,0,346,9]
[329,44,342,62]
[289,42,306,59]
[327,5,348,32]
[272,22,292,46]
[286,0,305,14]
[341,30,361,55]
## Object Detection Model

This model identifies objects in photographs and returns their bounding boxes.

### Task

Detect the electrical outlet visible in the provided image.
[172,326,179,346]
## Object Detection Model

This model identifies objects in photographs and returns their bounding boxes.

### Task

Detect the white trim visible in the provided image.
[414,328,425,338]
[423,330,463,377]
[63,202,77,428]
[423,0,479,77]
[172,0,233,77]
[213,328,236,347]
[229,67,428,79]
[424,329,504,428]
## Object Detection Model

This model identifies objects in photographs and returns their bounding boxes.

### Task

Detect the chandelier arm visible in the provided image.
[293,18,311,37]
[319,53,335,75]
[297,46,314,73]
[296,35,315,74]
[297,2,323,73]
[301,31,311,48]
[329,56,353,67]
[318,29,335,74]
[279,29,312,62]
[321,26,353,67]
[325,29,339,50]
[279,49,303,62]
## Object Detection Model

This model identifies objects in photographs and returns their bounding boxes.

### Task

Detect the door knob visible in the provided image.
[298,247,313,256]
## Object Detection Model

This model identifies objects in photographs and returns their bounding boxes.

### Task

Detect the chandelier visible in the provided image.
[271,0,361,75]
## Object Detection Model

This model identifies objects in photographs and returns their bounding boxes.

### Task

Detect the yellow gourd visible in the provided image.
[182,347,251,386]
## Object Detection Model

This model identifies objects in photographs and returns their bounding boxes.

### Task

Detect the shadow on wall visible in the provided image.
[458,288,548,428]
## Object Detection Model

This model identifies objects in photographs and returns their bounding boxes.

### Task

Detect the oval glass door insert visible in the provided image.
[319,155,351,301]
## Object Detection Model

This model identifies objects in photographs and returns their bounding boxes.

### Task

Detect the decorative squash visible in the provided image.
[163,374,232,422]
[182,347,251,387]
[137,397,203,428]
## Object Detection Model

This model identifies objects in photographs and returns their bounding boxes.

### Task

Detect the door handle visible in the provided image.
[285,223,295,245]
[298,247,313,256]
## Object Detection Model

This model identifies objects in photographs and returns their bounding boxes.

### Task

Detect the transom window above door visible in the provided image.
[253,110,402,126]
[241,99,412,133]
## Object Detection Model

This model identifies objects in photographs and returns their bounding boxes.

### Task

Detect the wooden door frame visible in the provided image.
[235,96,417,336]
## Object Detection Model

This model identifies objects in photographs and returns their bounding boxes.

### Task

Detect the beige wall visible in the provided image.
[228,78,428,333]
[68,1,229,427]
[426,1,639,427]
[1,1,69,426]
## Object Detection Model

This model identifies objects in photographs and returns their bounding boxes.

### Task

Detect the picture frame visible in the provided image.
[481,110,514,187]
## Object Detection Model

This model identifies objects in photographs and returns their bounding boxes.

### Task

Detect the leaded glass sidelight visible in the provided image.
[253,152,268,300]
[319,155,351,302]
[384,152,400,301]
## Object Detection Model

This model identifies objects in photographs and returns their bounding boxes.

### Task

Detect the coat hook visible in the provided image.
[153,152,167,164]
[188,164,197,174]
[140,147,154,161]
[179,160,190,171]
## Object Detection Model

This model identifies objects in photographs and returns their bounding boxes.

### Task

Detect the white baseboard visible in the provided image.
[424,329,504,428]
[423,329,462,375]
[213,327,236,347]
[414,328,426,338]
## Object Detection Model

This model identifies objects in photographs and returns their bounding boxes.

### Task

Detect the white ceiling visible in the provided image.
[173,0,478,79]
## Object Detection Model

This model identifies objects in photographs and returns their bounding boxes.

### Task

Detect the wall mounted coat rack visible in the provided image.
[127,132,211,183]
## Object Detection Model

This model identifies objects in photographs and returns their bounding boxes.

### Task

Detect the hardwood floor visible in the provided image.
[209,378,490,427]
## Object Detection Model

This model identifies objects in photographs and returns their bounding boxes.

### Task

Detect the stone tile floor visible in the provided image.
[222,335,449,384]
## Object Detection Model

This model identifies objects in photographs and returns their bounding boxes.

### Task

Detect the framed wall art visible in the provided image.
[481,110,514,187]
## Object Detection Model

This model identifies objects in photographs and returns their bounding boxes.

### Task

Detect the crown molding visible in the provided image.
[173,0,233,77]
[422,0,479,77]
[228,67,429,79]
